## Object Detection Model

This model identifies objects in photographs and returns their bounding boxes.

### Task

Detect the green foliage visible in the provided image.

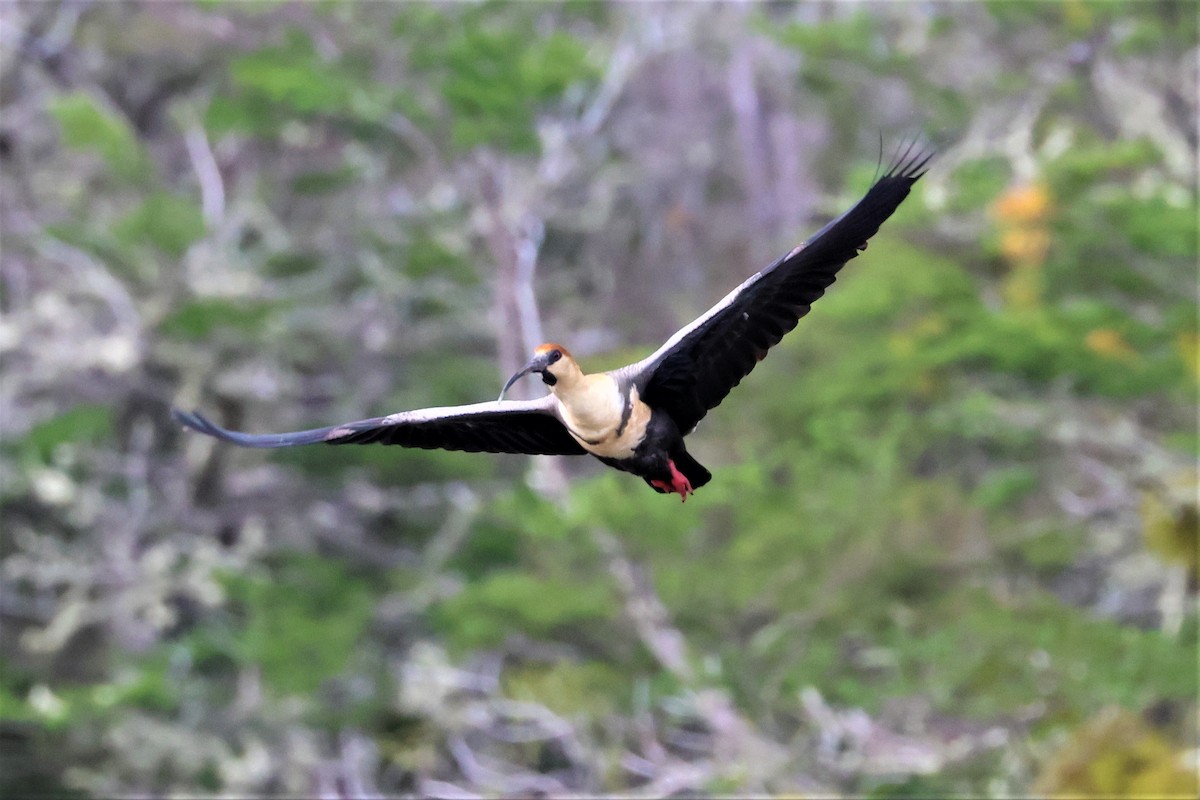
[973,465,1038,511]
[1039,136,1197,311]
[1141,473,1200,579]
[799,237,1194,400]
[113,192,206,258]
[1034,707,1200,796]
[18,405,114,465]
[208,26,399,139]
[447,517,524,578]
[434,570,616,650]
[564,471,705,544]
[402,231,479,285]
[0,678,40,724]
[946,157,1012,214]
[502,660,627,717]
[262,249,324,278]
[999,526,1084,574]
[42,221,136,281]
[1042,136,1160,198]
[230,30,354,114]
[158,298,277,341]
[867,774,966,799]
[219,556,375,696]
[1116,7,1199,54]
[759,587,1195,722]
[769,10,911,86]
[1103,190,1196,260]
[49,92,149,181]
[106,658,184,714]
[291,167,362,196]
[404,6,598,153]
[984,0,1085,34]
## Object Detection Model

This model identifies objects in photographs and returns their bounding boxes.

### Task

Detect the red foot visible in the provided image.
[651,459,694,502]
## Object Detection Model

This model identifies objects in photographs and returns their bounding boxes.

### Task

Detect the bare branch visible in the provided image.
[184,123,226,227]
[589,527,693,682]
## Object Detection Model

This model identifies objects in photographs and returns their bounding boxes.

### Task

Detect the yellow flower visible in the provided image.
[1085,328,1137,361]
[993,183,1052,224]
[1142,469,1199,579]
[1035,708,1199,797]
[1177,331,1199,380]
[1000,227,1051,266]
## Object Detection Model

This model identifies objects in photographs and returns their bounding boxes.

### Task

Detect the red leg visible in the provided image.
[648,460,694,501]
[665,459,693,502]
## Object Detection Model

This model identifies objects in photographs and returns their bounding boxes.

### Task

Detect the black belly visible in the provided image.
[597,408,713,492]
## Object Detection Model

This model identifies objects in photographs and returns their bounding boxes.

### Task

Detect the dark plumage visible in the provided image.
[173,399,584,455]
[174,144,933,500]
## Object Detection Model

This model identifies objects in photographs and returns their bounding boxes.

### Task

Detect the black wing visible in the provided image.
[172,396,586,456]
[620,144,932,433]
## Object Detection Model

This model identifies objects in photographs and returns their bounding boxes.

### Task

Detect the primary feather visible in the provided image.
[172,397,584,456]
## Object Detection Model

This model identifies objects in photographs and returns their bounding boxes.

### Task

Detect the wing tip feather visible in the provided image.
[172,407,221,439]
[884,136,936,181]
[171,406,333,448]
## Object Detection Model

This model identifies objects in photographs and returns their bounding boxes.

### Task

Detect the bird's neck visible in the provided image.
[551,369,623,439]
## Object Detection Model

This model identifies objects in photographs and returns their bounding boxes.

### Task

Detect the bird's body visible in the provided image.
[543,361,699,496]
[174,144,933,500]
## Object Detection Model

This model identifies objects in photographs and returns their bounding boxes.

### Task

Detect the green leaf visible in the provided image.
[412,11,597,154]
[49,92,149,181]
[947,157,1012,214]
[1001,528,1083,573]
[229,28,352,114]
[221,556,375,697]
[402,232,478,284]
[204,93,284,138]
[112,192,206,257]
[292,167,361,196]
[435,570,614,649]
[502,661,626,717]
[263,250,323,278]
[158,298,276,341]
[20,405,113,464]
[519,31,595,102]
[974,465,1039,511]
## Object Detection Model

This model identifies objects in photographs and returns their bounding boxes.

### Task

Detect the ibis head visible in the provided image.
[499,343,579,400]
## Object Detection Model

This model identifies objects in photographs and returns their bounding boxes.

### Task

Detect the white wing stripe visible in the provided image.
[381,395,559,426]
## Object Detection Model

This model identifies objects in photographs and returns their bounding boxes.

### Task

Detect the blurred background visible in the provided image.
[1,1,1196,796]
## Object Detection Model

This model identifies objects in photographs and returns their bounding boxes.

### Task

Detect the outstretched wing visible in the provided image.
[618,144,932,433]
[172,395,585,456]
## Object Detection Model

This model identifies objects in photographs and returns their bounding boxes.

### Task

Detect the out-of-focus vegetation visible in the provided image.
[1,1,1196,796]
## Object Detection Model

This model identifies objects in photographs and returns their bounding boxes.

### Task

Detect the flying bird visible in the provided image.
[174,145,932,501]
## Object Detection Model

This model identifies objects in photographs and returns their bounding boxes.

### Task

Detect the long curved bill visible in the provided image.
[498,361,539,401]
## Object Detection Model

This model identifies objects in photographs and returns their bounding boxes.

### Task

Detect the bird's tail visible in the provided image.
[673,449,712,490]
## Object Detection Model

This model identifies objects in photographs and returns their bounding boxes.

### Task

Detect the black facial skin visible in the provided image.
[540,349,562,384]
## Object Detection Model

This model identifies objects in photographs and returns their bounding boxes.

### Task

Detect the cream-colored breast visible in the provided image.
[557,377,651,460]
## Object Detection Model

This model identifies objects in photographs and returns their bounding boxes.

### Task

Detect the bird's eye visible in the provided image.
[548,349,562,363]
